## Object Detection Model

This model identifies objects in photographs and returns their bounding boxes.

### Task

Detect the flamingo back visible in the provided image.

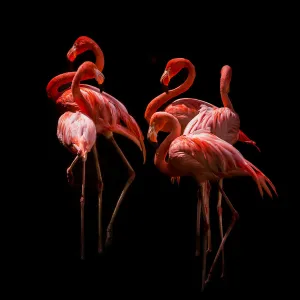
[168,131,276,197]
[183,106,240,145]
[164,98,217,133]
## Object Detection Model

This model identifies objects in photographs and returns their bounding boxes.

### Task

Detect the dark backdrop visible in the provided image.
[41,17,292,297]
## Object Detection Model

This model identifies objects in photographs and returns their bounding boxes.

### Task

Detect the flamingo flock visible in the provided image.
[47,36,277,290]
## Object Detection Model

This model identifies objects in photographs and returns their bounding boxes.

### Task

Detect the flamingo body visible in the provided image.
[57,111,96,157]
[183,106,240,145]
[168,130,274,197]
[53,85,145,160]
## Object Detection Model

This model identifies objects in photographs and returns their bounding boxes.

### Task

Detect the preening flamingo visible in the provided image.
[57,61,105,259]
[47,36,146,251]
[147,111,277,288]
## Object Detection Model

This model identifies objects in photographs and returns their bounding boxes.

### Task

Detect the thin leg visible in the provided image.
[195,188,202,256]
[80,155,87,260]
[92,145,104,254]
[217,179,225,277]
[105,136,135,247]
[202,181,212,252]
[201,200,209,292]
[66,154,80,185]
[205,183,239,284]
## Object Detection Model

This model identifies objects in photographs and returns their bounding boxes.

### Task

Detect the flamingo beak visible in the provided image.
[98,84,104,93]
[161,83,169,94]
[147,125,158,148]
[160,70,170,94]
[67,46,77,61]
[96,71,105,93]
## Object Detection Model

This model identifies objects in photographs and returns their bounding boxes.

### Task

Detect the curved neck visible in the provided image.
[47,40,104,101]
[145,60,196,122]
[71,71,95,119]
[46,72,76,101]
[154,117,181,176]
[220,78,233,110]
[88,40,104,72]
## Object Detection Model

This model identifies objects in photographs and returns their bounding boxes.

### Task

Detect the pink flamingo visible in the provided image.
[144,58,257,146]
[183,65,261,275]
[57,61,105,259]
[145,58,258,268]
[147,111,277,289]
[47,36,146,251]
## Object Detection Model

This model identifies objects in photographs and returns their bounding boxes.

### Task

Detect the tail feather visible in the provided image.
[245,160,277,198]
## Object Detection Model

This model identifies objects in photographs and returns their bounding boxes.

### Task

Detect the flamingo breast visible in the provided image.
[57,111,97,155]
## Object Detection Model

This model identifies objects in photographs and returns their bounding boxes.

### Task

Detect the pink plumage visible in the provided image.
[47,36,146,252]
[57,111,96,157]
[183,106,240,145]
[169,130,276,198]
[147,111,277,287]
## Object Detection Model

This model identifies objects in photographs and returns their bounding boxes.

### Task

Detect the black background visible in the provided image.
[38,11,293,297]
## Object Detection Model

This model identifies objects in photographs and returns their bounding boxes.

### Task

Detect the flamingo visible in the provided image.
[145,58,259,274]
[183,65,262,275]
[144,58,257,146]
[46,36,146,251]
[57,61,105,259]
[147,111,277,289]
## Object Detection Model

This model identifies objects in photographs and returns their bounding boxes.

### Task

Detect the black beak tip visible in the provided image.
[148,140,158,149]
[98,84,104,93]
[161,83,169,94]
[68,61,74,71]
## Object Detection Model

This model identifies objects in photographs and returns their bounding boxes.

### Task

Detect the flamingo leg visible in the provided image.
[92,145,104,254]
[195,188,202,256]
[66,154,80,185]
[203,182,212,252]
[200,181,211,291]
[105,136,135,247]
[80,155,87,260]
[205,183,239,285]
[217,179,225,277]
[201,187,209,292]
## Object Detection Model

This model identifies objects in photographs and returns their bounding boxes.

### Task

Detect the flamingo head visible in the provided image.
[160,58,188,93]
[67,36,96,62]
[147,112,172,146]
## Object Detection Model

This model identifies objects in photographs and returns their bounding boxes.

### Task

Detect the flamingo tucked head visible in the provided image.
[220,65,232,94]
[67,36,97,62]
[160,58,189,93]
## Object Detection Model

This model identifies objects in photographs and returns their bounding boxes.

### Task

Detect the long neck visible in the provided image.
[88,40,104,72]
[220,78,233,110]
[154,118,181,176]
[144,61,196,122]
[71,72,94,118]
[46,72,76,101]
[46,41,104,101]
